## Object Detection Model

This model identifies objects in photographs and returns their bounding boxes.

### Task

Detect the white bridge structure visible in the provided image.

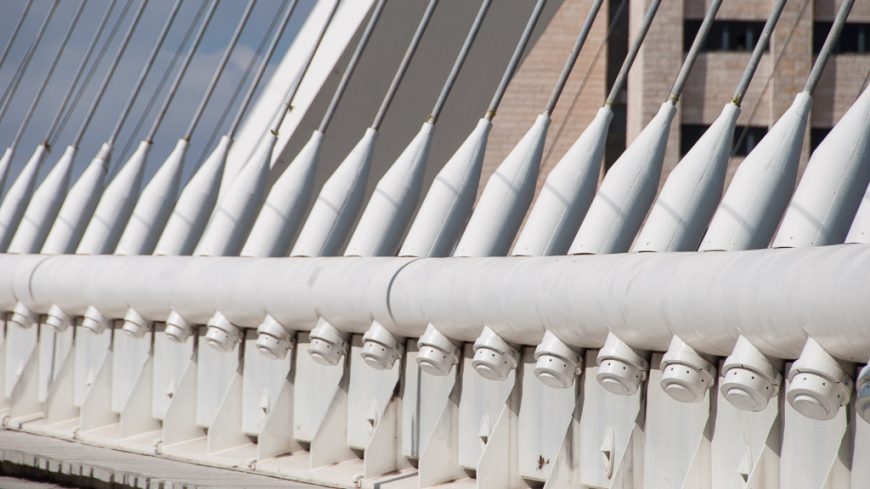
[0,0,868,488]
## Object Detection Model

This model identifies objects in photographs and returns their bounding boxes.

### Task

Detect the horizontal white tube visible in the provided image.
[2,244,868,362]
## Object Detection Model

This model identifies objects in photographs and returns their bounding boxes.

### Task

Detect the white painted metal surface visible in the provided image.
[8,145,77,253]
[569,102,677,255]
[700,92,812,251]
[115,139,188,256]
[634,103,739,252]
[776,86,870,247]
[0,144,48,251]
[40,143,111,254]
[155,136,230,256]
[240,131,322,257]
[0,2,867,488]
[291,128,377,257]
[400,118,491,258]
[76,141,150,255]
[513,107,611,256]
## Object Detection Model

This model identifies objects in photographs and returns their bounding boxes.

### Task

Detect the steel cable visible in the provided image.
[0,0,35,75]
[50,0,132,147]
[270,0,343,135]
[72,0,150,147]
[114,1,211,165]
[0,1,60,122]
[12,0,88,151]
[226,0,303,137]
[45,0,119,147]
[195,1,283,164]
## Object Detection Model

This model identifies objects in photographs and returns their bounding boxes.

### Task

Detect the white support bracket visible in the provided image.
[118,356,161,439]
[79,349,118,433]
[418,369,465,487]
[309,368,356,468]
[161,361,205,449]
[257,377,302,460]
[6,345,41,427]
[644,353,713,488]
[476,362,524,489]
[206,372,251,456]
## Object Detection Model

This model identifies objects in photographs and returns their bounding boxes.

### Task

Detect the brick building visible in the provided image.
[485,0,870,194]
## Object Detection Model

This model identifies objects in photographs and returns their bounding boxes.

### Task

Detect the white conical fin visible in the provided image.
[345,122,433,257]
[77,140,151,254]
[155,135,231,256]
[241,131,322,257]
[455,113,550,257]
[634,103,739,252]
[776,86,870,247]
[700,92,812,251]
[513,107,613,256]
[195,132,276,257]
[399,118,491,258]
[116,139,188,255]
[41,143,111,254]
[570,102,677,255]
[0,143,48,250]
[291,128,377,257]
[9,145,78,253]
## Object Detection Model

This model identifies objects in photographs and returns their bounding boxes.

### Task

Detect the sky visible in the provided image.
[0,0,314,191]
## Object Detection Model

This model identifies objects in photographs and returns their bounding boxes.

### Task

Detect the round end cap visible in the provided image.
[786,372,844,420]
[256,333,289,360]
[534,353,576,389]
[81,308,108,335]
[596,359,642,396]
[308,337,342,366]
[361,340,399,370]
[472,348,513,381]
[164,323,190,343]
[661,364,711,403]
[205,326,237,352]
[416,345,454,376]
[9,304,36,329]
[721,367,775,412]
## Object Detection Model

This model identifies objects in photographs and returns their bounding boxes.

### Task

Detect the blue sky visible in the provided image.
[0,0,314,189]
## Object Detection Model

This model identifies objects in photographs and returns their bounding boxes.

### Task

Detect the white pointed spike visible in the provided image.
[570,102,677,255]
[116,139,188,255]
[399,118,491,258]
[0,143,48,251]
[41,143,111,254]
[195,132,276,257]
[240,131,322,258]
[291,128,377,257]
[155,135,231,256]
[700,92,812,251]
[512,107,613,257]
[9,145,78,253]
[76,141,151,254]
[776,87,870,247]
[634,103,740,252]
[0,146,13,198]
[345,122,433,257]
[455,113,550,257]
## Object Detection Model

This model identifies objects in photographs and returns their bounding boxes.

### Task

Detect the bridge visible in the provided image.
[0,0,868,488]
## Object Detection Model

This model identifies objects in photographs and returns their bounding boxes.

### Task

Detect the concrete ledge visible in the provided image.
[0,429,319,489]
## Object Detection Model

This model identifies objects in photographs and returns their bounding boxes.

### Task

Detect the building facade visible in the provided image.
[486,0,870,196]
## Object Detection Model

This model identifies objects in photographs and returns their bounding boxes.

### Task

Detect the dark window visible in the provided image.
[814,22,870,54]
[810,127,832,152]
[681,124,768,157]
[684,20,766,52]
[604,0,629,172]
